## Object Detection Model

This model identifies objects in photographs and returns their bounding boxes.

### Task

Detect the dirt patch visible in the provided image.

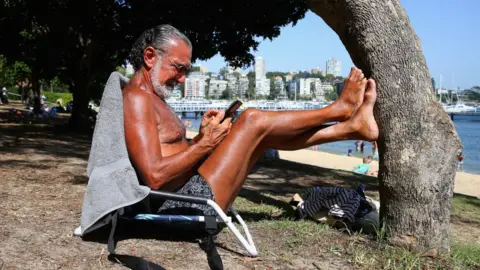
[1,104,479,269]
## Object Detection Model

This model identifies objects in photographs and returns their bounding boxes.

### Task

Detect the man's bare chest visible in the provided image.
[152,101,186,144]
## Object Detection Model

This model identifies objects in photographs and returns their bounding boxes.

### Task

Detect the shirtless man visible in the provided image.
[123,25,379,216]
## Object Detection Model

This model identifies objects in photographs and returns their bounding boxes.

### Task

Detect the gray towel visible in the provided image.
[79,71,150,235]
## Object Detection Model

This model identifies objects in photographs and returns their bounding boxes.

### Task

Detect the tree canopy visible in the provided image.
[1,0,307,126]
[0,0,308,86]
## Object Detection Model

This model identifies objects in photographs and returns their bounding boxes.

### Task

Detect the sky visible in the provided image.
[195,0,480,89]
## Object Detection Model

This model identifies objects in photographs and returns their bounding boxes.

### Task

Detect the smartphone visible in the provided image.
[222,99,243,122]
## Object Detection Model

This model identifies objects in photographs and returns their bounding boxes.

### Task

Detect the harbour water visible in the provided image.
[181,113,480,175]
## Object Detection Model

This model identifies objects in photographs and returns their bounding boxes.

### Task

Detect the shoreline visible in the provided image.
[278,149,480,198]
[186,130,480,198]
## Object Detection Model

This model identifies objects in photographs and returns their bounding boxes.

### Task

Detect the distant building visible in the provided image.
[320,83,334,93]
[237,76,249,98]
[255,77,271,96]
[227,77,237,98]
[326,57,341,77]
[184,72,208,99]
[199,65,208,73]
[274,76,284,91]
[300,78,330,100]
[254,56,270,96]
[313,79,324,101]
[317,83,334,101]
[274,76,287,99]
[299,78,312,98]
[312,67,326,76]
[224,72,237,81]
[209,73,219,79]
[287,79,299,98]
[311,66,323,75]
[285,74,293,82]
[209,79,228,99]
[255,57,266,79]
[220,71,238,98]
[332,78,342,85]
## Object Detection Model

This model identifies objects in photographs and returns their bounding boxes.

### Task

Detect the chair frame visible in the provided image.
[75,190,258,257]
[145,190,258,257]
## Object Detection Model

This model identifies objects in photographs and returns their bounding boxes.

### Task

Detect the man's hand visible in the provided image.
[199,110,219,136]
[197,110,232,151]
[191,110,218,145]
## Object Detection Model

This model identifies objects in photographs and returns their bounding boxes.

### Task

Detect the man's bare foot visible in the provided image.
[348,79,379,141]
[330,67,367,122]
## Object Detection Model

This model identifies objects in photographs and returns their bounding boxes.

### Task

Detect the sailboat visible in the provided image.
[443,101,476,113]
[441,89,476,113]
[438,74,477,113]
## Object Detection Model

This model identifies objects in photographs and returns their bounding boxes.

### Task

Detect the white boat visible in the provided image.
[443,102,477,113]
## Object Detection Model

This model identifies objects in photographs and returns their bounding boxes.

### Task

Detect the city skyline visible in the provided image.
[195,0,480,89]
[179,59,342,100]
[195,54,342,77]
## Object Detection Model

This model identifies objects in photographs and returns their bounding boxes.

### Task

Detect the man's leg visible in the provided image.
[198,75,378,211]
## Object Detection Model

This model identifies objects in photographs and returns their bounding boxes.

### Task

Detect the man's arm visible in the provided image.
[123,89,210,191]
[189,134,203,145]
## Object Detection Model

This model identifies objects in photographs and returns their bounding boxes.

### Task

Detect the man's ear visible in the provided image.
[143,47,157,70]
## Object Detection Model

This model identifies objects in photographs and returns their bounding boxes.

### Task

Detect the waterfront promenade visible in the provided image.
[167,99,325,113]
[168,100,480,124]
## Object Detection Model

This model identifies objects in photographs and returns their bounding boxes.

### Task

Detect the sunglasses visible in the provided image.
[165,56,191,74]
[153,47,191,74]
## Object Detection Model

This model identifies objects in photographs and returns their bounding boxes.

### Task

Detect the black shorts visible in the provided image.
[156,174,216,216]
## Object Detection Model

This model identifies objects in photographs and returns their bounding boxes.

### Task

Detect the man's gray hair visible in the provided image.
[129,24,192,70]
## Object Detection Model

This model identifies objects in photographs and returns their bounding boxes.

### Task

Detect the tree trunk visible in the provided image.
[31,74,41,98]
[68,35,100,131]
[309,0,462,254]
[69,76,92,130]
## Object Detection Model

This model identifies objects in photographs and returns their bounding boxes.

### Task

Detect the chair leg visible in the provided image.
[206,200,258,257]
[230,207,256,252]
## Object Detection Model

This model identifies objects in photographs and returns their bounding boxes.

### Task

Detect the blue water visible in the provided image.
[181,113,480,175]
[452,115,480,174]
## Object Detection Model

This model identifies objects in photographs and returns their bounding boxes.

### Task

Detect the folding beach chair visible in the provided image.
[74,72,257,270]
[75,191,257,269]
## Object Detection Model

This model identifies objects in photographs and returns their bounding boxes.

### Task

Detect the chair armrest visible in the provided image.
[149,190,209,205]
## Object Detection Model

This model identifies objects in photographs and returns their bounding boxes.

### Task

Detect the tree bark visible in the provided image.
[308,0,462,254]
[69,74,92,130]
[31,74,41,98]
[68,35,100,131]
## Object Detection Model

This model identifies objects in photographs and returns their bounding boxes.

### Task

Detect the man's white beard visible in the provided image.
[152,59,174,99]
